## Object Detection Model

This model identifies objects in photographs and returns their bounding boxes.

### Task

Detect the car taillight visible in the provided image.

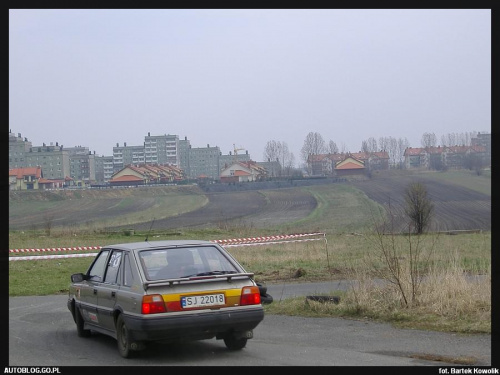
[142,294,167,314]
[240,286,261,306]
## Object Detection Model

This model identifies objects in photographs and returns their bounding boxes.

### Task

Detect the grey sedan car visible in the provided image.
[67,240,266,358]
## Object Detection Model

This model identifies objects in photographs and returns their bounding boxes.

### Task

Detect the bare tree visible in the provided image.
[385,137,398,167]
[361,137,378,153]
[378,136,390,152]
[441,131,478,147]
[404,182,434,234]
[264,140,295,176]
[361,140,368,153]
[263,140,280,162]
[327,140,338,154]
[441,132,457,147]
[278,142,295,176]
[375,136,408,169]
[283,151,296,176]
[363,201,437,308]
[421,132,437,148]
[339,142,348,153]
[301,132,326,164]
[396,137,410,169]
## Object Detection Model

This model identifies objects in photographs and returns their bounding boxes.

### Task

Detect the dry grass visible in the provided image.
[259,234,491,334]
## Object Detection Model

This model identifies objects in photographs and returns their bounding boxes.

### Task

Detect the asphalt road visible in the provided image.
[7,282,492,368]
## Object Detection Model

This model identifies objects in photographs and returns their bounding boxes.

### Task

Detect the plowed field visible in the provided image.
[350,171,491,232]
[116,188,319,231]
[8,171,491,233]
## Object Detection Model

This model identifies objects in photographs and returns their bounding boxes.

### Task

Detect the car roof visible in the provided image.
[101,240,218,253]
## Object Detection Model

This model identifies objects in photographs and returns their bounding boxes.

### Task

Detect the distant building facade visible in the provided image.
[188,144,221,180]
[112,143,145,173]
[65,146,96,187]
[404,144,488,170]
[9,131,32,168]
[25,143,71,181]
[144,133,180,166]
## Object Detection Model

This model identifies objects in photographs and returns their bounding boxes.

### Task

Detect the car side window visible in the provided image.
[89,250,110,282]
[104,251,123,284]
[122,253,135,287]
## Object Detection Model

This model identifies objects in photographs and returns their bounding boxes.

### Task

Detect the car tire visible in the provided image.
[116,314,133,358]
[260,293,273,304]
[75,306,91,338]
[223,335,248,350]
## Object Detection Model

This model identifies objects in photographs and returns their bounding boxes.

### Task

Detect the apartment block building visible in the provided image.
[112,143,145,173]
[9,130,256,188]
[144,133,180,166]
[187,144,221,180]
[65,146,97,186]
[24,143,70,180]
[9,131,32,168]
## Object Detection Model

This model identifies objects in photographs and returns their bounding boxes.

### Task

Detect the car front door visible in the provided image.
[78,249,110,327]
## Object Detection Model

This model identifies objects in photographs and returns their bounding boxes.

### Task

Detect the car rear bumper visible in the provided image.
[124,306,265,342]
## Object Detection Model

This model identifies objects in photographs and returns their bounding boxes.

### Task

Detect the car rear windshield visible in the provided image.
[138,245,240,281]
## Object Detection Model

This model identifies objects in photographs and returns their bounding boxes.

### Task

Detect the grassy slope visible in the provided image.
[269,184,385,235]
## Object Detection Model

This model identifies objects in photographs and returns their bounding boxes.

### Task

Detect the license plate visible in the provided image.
[181,294,225,308]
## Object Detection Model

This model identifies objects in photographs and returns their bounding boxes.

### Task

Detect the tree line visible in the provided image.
[263,130,482,176]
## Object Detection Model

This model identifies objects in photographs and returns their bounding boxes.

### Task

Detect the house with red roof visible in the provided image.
[9,166,41,190]
[219,161,267,183]
[9,166,75,190]
[108,164,185,187]
[334,155,366,177]
[307,151,389,177]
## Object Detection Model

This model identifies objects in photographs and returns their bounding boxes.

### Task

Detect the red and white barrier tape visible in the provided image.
[9,232,326,261]
[211,232,325,245]
[221,237,325,248]
[9,246,102,253]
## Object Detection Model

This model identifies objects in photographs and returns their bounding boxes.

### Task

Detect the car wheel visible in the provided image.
[223,335,248,350]
[75,307,91,338]
[116,314,133,358]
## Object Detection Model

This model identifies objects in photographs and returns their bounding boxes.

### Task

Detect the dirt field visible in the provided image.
[350,171,491,232]
[8,171,491,233]
[111,187,319,231]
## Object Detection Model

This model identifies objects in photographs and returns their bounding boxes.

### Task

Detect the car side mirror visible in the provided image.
[71,273,86,283]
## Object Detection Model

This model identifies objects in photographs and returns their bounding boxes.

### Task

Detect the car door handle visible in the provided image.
[111,291,116,298]
[93,289,97,295]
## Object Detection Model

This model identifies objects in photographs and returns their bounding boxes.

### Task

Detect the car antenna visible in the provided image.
[145,217,155,242]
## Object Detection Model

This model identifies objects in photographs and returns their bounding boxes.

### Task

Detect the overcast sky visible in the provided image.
[9,9,491,164]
